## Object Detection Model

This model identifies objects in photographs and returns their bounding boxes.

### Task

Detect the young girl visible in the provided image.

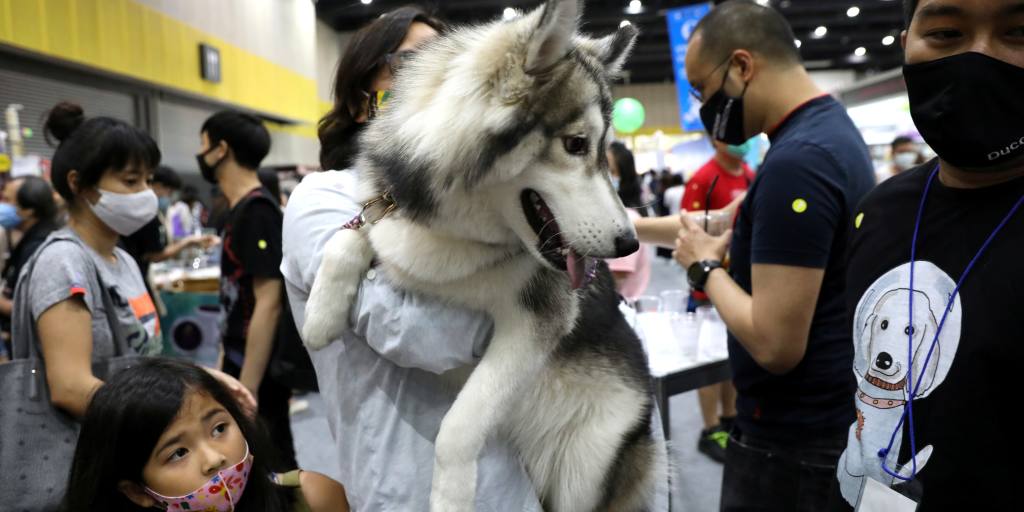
[61,358,348,512]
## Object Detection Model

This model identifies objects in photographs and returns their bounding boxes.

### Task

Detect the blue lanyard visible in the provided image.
[879,164,1024,481]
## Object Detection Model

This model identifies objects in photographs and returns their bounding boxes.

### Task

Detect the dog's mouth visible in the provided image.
[865,373,906,391]
[521,189,596,289]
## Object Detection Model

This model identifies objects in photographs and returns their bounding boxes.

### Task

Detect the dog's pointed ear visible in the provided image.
[595,24,639,76]
[524,0,580,75]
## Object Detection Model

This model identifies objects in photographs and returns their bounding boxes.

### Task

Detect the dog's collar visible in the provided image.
[858,390,906,410]
[864,373,906,392]
[341,191,397,231]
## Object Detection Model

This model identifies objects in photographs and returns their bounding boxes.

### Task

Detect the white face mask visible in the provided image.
[893,152,919,172]
[89,188,159,236]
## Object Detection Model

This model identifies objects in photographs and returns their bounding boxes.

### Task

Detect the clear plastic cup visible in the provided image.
[633,295,662,313]
[660,290,688,315]
[687,210,733,236]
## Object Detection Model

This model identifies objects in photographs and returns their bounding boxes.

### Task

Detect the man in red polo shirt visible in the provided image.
[681,138,754,463]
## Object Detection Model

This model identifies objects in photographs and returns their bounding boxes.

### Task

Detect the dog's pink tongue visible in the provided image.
[567,250,589,290]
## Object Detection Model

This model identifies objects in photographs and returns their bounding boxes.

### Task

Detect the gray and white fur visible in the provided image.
[303,1,667,510]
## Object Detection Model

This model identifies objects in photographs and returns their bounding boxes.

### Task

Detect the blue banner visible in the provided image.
[666,2,712,132]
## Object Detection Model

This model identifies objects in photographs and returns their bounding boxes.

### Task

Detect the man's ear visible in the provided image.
[118,481,158,508]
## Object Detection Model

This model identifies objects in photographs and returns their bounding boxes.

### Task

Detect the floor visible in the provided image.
[290,256,725,511]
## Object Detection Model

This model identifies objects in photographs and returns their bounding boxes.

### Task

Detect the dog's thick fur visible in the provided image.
[303,1,666,510]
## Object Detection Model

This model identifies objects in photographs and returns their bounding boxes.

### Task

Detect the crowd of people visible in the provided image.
[0,0,1020,510]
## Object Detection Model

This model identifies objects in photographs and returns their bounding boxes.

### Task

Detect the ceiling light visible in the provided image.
[360,0,372,5]
[854,46,867,57]
[755,0,771,5]
[502,7,517,20]
[847,6,860,17]
[620,20,632,28]
[627,0,643,14]
[882,35,895,46]
[794,39,802,48]
[813,26,828,38]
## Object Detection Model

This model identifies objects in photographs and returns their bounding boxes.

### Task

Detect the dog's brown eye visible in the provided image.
[562,135,589,156]
[881,320,888,330]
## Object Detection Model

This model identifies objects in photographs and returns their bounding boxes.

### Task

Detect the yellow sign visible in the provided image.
[0,154,10,173]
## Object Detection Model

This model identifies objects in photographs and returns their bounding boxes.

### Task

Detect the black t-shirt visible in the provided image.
[844,162,1024,509]
[220,187,283,364]
[119,216,165,282]
[2,220,59,333]
[728,95,875,442]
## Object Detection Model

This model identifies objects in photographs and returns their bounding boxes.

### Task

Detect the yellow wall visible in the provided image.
[0,0,320,129]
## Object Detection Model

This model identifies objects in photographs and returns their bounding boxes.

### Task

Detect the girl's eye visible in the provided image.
[212,423,227,437]
[169,447,189,462]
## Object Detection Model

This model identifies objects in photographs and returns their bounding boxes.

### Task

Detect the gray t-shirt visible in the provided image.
[17,228,162,360]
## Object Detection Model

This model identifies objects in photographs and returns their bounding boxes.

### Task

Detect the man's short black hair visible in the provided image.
[904,0,918,26]
[201,111,271,170]
[152,165,182,190]
[891,136,915,152]
[692,0,801,67]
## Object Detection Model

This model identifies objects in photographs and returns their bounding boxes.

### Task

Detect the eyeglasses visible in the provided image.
[688,55,734,103]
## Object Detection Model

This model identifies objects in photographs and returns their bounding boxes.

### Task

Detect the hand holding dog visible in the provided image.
[673,214,732,269]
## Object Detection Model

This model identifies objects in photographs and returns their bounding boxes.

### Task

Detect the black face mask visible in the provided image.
[699,61,750,145]
[196,146,225,184]
[904,52,1024,171]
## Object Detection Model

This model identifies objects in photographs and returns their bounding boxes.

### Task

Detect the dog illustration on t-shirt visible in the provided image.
[837,261,962,505]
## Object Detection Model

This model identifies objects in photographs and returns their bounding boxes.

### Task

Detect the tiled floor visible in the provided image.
[291,255,725,511]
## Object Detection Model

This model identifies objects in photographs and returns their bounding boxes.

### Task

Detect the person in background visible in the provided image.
[166,184,203,242]
[879,135,924,183]
[258,167,287,209]
[662,173,686,217]
[196,109,297,470]
[680,138,755,464]
[0,176,60,360]
[672,2,874,510]
[119,166,215,288]
[835,1,1024,509]
[606,141,651,301]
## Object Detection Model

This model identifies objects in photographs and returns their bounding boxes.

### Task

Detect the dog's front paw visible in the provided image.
[301,229,374,350]
[430,460,477,512]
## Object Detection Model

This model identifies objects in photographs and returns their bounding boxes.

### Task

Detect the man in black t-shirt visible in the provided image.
[197,110,296,469]
[836,1,1024,509]
[673,2,874,510]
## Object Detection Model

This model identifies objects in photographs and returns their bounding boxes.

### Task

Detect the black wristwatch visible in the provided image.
[687,260,723,292]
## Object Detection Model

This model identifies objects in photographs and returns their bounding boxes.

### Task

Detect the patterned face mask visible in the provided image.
[144,443,253,511]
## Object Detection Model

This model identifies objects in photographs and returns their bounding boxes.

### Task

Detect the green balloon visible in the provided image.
[612,98,646,134]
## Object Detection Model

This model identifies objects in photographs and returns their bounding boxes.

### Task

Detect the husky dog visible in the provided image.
[303,0,666,510]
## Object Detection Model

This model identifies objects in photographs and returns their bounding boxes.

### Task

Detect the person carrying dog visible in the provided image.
[835,1,1024,509]
[672,1,875,510]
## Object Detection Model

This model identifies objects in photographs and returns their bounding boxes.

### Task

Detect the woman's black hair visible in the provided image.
[318,5,445,171]
[61,358,289,512]
[44,101,161,204]
[14,175,59,224]
[608,141,646,214]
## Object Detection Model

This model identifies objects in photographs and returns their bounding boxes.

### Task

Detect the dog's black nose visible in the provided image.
[875,352,893,371]
[614,235,639,258]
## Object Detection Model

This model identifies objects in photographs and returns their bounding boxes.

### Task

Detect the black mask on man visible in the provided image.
[196,146,225,184]
[699,61,751,146]
[904,52,1024,171]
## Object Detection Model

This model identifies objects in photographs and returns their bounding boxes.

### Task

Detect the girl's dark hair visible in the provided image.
[609,141,646,213]
[61,358,289,512]
[15,175,59,224]
[318,6,445,170]
[44,101,161,203]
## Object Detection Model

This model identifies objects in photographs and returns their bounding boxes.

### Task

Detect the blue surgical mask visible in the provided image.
[0,203,22,229]
[611,176,621,190]
[726,138,754,158]
[158,196,171,213]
